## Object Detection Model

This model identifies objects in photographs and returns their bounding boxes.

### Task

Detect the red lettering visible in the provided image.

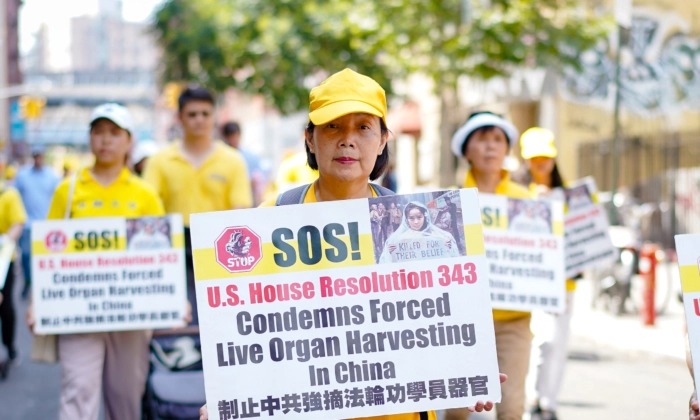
[249,281,314,304]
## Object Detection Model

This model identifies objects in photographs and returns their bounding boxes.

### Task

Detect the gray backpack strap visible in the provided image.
[369,183,395,197]
[275,184,312,206]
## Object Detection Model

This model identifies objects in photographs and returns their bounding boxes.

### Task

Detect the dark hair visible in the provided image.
[221,121,241,137]
[461,110,510,155]
[521,161,566,188]
[178,85,215,112]
[304,118,390,181]
[404,203,428,230]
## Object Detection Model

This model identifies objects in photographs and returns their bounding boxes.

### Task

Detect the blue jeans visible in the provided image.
[19,227,31,290]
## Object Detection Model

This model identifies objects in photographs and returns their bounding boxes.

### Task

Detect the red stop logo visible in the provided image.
[45,230,68,252]
[215,226,262,273]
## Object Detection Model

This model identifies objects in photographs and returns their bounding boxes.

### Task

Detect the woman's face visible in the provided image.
[465,127,509,175]
[406,208,425,231]
[90,119,132,166]
[306,113,387,183]
[528,156,555,180]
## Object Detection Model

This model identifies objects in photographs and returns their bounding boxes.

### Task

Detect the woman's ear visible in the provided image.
[304,129,314,152]
[378,131,389,155]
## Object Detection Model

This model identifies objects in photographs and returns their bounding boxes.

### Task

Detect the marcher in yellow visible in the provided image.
[30,103,165,420]
[445,111,532,420]
[199,69,503,420]
[519,127,575,420]
[144,86,253,325]
[0,154,26,375]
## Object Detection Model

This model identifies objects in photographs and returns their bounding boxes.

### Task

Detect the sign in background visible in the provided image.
[675,233,700,384]
[190,189,501,419]
[479,194,566,313]
[563,177,616,277]
[31,215,187,334]
[0,239,15,289]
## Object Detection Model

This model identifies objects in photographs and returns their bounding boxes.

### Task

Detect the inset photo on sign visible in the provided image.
[127,216,172,250]
[369,190,466,264]
[507,199,552,234]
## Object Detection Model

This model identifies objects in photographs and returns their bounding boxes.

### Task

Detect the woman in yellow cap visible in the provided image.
[200,69,502,420]
[518,127,572,420]
[445,111,532,420]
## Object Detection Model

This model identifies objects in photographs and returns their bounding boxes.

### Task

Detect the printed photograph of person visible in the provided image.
[376,197,462,264]
[508,199,552,234]
[126,216,172,250]
[565,183,593,211]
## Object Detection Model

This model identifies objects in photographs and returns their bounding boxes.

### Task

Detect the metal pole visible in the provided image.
[609,24,623,225]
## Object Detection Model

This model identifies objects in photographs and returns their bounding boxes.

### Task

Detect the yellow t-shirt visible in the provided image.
[48,167,164,220]
[143,142,253,226]
[0,183,27,262]
[464,170,533,322]
[274,151,318,194]
[264,182,437,420]
[0,184,27,233]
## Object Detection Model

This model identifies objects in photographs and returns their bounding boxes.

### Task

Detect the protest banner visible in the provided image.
[190,188,500,419]
[675,234,700,382]
[0,237,15,289]
[31,215,187,334]
[563,177,616,277]
[479,194,566,313]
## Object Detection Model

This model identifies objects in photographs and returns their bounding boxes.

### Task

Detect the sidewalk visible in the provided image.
[569,271,687,362]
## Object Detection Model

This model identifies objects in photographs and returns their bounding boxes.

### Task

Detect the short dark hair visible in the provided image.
[178,85,215,112]
[304,119,390,181]
[221,121,241,137]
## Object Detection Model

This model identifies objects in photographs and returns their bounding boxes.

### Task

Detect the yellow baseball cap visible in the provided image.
[309,68,387,125]
[520,127,558,159]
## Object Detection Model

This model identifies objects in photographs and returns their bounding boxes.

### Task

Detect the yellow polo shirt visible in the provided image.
[264,183,437,420]
[47,167,164,220]
[464,170,533,322]
[0,184,26,233]
[0,184,27,246]
[143,142,252,226]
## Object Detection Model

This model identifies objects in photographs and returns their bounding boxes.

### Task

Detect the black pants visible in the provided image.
[0,262,15,356]
[184,229,198,326]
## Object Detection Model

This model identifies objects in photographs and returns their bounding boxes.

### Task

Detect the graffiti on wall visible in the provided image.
[562,9,700,114]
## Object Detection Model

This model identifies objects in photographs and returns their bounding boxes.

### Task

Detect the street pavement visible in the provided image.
[0,270,692,419]
[444,267,691,420]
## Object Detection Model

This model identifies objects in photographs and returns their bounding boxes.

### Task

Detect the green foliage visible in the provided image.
[152,0,612,113]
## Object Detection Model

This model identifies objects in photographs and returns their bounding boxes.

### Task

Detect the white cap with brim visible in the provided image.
[132,140,159,165]
[450,113,519,158]
[90,103,134,135]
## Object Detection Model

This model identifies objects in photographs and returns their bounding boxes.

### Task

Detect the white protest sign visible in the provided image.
[479,194,566,313]
[675,234,700,384]
[0,238,15,289]
[190,188,500,419]
[31,215,187,334]
[563,177,616,277]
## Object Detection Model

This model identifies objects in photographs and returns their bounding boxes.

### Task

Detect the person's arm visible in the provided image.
[46,181,69,220]
[28,181,69,331]
[4,189,26,241]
